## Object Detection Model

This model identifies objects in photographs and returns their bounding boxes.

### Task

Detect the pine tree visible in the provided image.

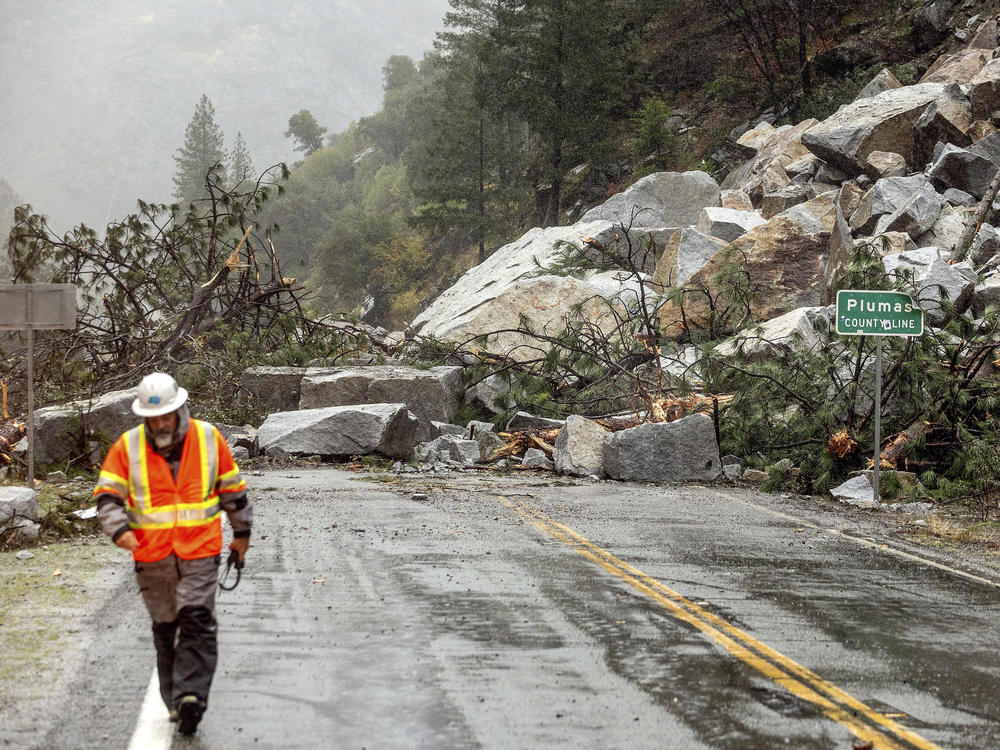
[406,0,527,261]
[382,55,420,92]
[360,58,422,162]
[229,132,255,187]
[424,0,629,229]
[172,94,227,205]
[0,178,22,279]
[284,109,327,156]
[506,0,627,226]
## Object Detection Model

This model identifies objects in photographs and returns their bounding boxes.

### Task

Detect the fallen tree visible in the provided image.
[3,164,382,423]
[407,224,1000,514]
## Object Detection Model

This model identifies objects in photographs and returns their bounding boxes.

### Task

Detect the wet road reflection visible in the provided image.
[42,469,999,749]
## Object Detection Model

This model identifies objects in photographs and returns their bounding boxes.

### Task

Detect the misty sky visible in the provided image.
[0,0,450,231]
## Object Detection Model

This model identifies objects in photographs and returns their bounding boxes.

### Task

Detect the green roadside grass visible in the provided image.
[0,538,121,708]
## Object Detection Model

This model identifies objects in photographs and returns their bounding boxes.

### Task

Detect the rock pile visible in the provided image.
[406,18,1000,370]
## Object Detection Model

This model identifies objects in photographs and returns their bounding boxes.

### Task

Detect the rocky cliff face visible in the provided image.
[409,17,1000,367]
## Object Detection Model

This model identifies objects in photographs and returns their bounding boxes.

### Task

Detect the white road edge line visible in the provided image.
[127,669,173,750]
[718,490,1000,590]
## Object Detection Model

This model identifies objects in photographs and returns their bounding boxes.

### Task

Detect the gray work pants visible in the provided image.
[135,553,220,710]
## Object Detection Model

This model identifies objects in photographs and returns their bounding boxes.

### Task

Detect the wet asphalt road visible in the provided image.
[34,468,1000,749]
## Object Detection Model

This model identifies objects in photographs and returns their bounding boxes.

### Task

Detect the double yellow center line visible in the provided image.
[499,496,940,750]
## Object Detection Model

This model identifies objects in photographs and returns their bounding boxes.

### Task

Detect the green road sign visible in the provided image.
[836,289,923,337]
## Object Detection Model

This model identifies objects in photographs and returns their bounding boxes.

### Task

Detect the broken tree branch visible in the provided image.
[951,167,1000,262]
[878,420,932,469]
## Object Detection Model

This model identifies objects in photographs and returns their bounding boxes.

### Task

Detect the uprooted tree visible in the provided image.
[415,222,1000,513]
[2,163,386,424]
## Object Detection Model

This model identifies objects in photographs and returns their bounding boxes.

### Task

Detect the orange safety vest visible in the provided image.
[94,419,247,562]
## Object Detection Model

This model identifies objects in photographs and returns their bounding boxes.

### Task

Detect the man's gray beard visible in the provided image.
[152,431,174,448]
[145,404,190,453]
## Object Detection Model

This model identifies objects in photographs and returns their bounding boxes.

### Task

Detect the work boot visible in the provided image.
[176,694,204,736]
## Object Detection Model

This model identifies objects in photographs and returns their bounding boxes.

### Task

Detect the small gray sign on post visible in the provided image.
[0,283,77,330]
[0,283,77,489]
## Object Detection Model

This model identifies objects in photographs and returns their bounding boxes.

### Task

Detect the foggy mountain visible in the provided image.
[0,0,450,233]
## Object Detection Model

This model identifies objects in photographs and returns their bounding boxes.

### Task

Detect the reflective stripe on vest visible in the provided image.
[124,420,221,529]
[194,418,220,500]
[218,466,247,493]
[95,468,128,498]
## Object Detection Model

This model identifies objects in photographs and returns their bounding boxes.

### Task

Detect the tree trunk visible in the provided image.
[478,112,486,263]
[879,420,932,468]
[546,176,562,227]
[796,0,812,96]
[534,184,551,227]
[951,166,1000,261]
[544,135,563,227]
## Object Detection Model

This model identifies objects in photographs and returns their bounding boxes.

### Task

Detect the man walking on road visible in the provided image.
[94,372,253,736]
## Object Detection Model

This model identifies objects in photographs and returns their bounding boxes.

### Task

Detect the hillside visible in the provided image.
[247,0,1000,331]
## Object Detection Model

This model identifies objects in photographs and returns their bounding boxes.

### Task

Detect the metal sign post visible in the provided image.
[836,290,923,504]
[874,336,882,503]
[0,284,76,488]
[26,289,33,489]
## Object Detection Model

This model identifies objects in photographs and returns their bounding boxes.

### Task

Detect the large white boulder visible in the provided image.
[801,82,965,175]
[0,487,39,542]
[242,366,325,415]
[553,415,608,477]
[651,227,728,288]
[970,57,1000,120]
[920,47,990,86]
[714,306,834,360]
[854,68,902,100]
[849,176,941,235]
[31,388,136,467]
[918,204,969,256]
[580,171,721,228]
[258,403,419,460]
[830,474,877,507]
[603,413,721,483]
[723,119,819,202]
[0,487,38,523]
[410,221,620,340]
[299,365,463,439]
[414,271,653,361]
[882,247,977,323]
[872,181,945,238]
[927,141,1000,198]
[697,207,767,243]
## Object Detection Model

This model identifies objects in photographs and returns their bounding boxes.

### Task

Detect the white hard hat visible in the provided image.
[131,372,188,418]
